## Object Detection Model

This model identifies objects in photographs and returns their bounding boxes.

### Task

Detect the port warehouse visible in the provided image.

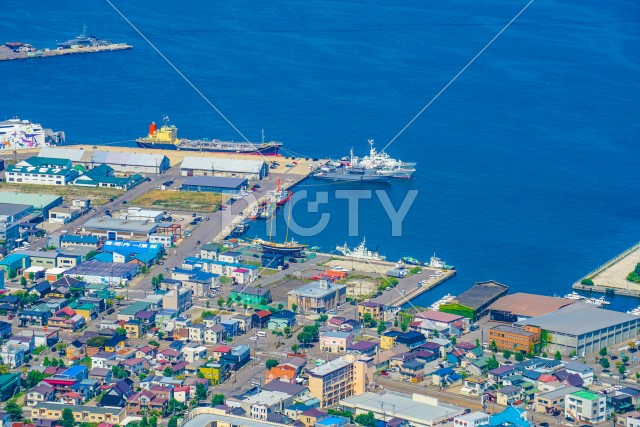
[38,147,170,174]
[180,156,269,180]
[181,176,248,195]
[81,217,161,241]
[486,292,578,322]
[439,280,509,321]
[516,302,640,356]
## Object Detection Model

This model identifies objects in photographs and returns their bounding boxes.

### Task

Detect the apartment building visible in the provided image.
[488,324,540,352]
[565,390,606,423]
[307,355,369,407]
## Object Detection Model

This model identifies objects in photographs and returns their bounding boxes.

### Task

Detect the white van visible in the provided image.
[256,331,267,337]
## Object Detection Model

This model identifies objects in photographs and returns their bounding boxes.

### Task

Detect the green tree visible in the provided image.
[8,269,16,280]
[164,366,174,377]
[486,355,499,370]
[554,351,562,361]
[195,382,208,401]
[60,408,75,427]
[4,401,22,421]
[502,350,512,360]
[489,340,498,352]
[291,344,300,353]
[168,416,180,427]
[20,276,27,288]
[475,338,480,347]
[141,416,149,427]
[26,370,46,387]
[291,303,298,313]
[148,340,160,347]
[266,358,279,370]
[515,352,525,362]
[211,393,225,406]
[116,327,127,336]
[400,319,410,332]
[622,354,630,365]
[112,365,129,379]
[377,322,386,336]
[362,312,374,327]
[149,416,158,427]
[355,411,376,427]
[87,336,109,348]
[217,298,224,308]
[619,364,627,376]
[43,356,51,367]
[599,347,608,356]
[601,358,610,369]
[318,314,328,323]
[86,250,99,260]
[28,272,35,282]
[450,336,457,345]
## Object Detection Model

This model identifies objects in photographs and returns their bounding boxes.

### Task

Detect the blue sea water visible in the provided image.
[2,1,639,310]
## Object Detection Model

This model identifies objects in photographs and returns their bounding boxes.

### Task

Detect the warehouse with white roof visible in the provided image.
[38,147,170,174]
[180,156,269,180]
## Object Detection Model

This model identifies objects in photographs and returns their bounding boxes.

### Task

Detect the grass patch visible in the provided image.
[261,268,279,276]
[131,190,223,212]
[0,182,124,206]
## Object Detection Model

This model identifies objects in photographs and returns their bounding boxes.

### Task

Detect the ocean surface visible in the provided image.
[2,0,640,310]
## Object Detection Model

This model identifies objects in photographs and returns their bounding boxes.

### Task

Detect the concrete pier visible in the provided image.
[572,241,640,296]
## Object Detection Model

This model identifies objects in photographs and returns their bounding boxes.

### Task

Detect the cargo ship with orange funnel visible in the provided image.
[136,117,282,155]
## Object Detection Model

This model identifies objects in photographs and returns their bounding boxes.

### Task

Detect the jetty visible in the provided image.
[572,241,640,296]
[0,42,132,62]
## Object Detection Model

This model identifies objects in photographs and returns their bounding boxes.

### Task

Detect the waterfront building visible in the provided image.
[6,156,78,185]
[487,293,577,322]
[517,302,640,356]
[63,260,140,285]
[439,280,509,321]
[287,280,347,314]
[38,147,170,174]
[180,176,248,194]
[180,156,269,180]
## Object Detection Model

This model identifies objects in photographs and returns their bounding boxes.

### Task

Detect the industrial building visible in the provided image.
[5,157,79,186]
[38,147,170,174]
[439,280,509,321]
[72,164,143,190]
[0,192,62,217]
[341,391,465,427]
[0,203,33,223]
[63,260,140,285]
[487,293,576,322]
[517,302,640,356]
[82,217,159,241]
[180,156,269,180]
[181,176,248,194]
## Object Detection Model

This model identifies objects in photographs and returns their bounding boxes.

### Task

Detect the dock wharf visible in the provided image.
[0,43,132,61]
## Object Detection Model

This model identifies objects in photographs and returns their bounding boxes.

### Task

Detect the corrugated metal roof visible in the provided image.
[517,302,640,336]
[39,147,87,162]
[182,176,247,188]
[487,292,576,317]
[39,148,167,167]
[181,156,266,174]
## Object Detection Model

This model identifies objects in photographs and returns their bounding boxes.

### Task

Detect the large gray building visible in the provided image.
[517,302,640,356]
[180,156,269,180]
[38,147,170,174]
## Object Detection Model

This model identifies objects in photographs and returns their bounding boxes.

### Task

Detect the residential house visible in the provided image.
[380,330,403,350]
[30,403,125,425]
[565,390,606,423]
[400,360,425,383]
[565,361,594,386]
[358,301,385,323]
[396,331,426,350]
[268,310,296,331]
[125,390,168,415]
[497,385,523,406]
[204,324,227,344]
[26,383,55,407]
[320,331,353,353]
[460,376,488,396]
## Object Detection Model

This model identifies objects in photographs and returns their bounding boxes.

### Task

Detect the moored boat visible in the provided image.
[336,237,385,261]
[136,117,282,155]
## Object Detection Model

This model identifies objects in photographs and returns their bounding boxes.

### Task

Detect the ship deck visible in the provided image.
[0,44,132,61]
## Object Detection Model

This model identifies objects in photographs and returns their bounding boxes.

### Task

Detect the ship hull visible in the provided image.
[313,173,390,183]
[276,191,293,206]
[136,141,281,155]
